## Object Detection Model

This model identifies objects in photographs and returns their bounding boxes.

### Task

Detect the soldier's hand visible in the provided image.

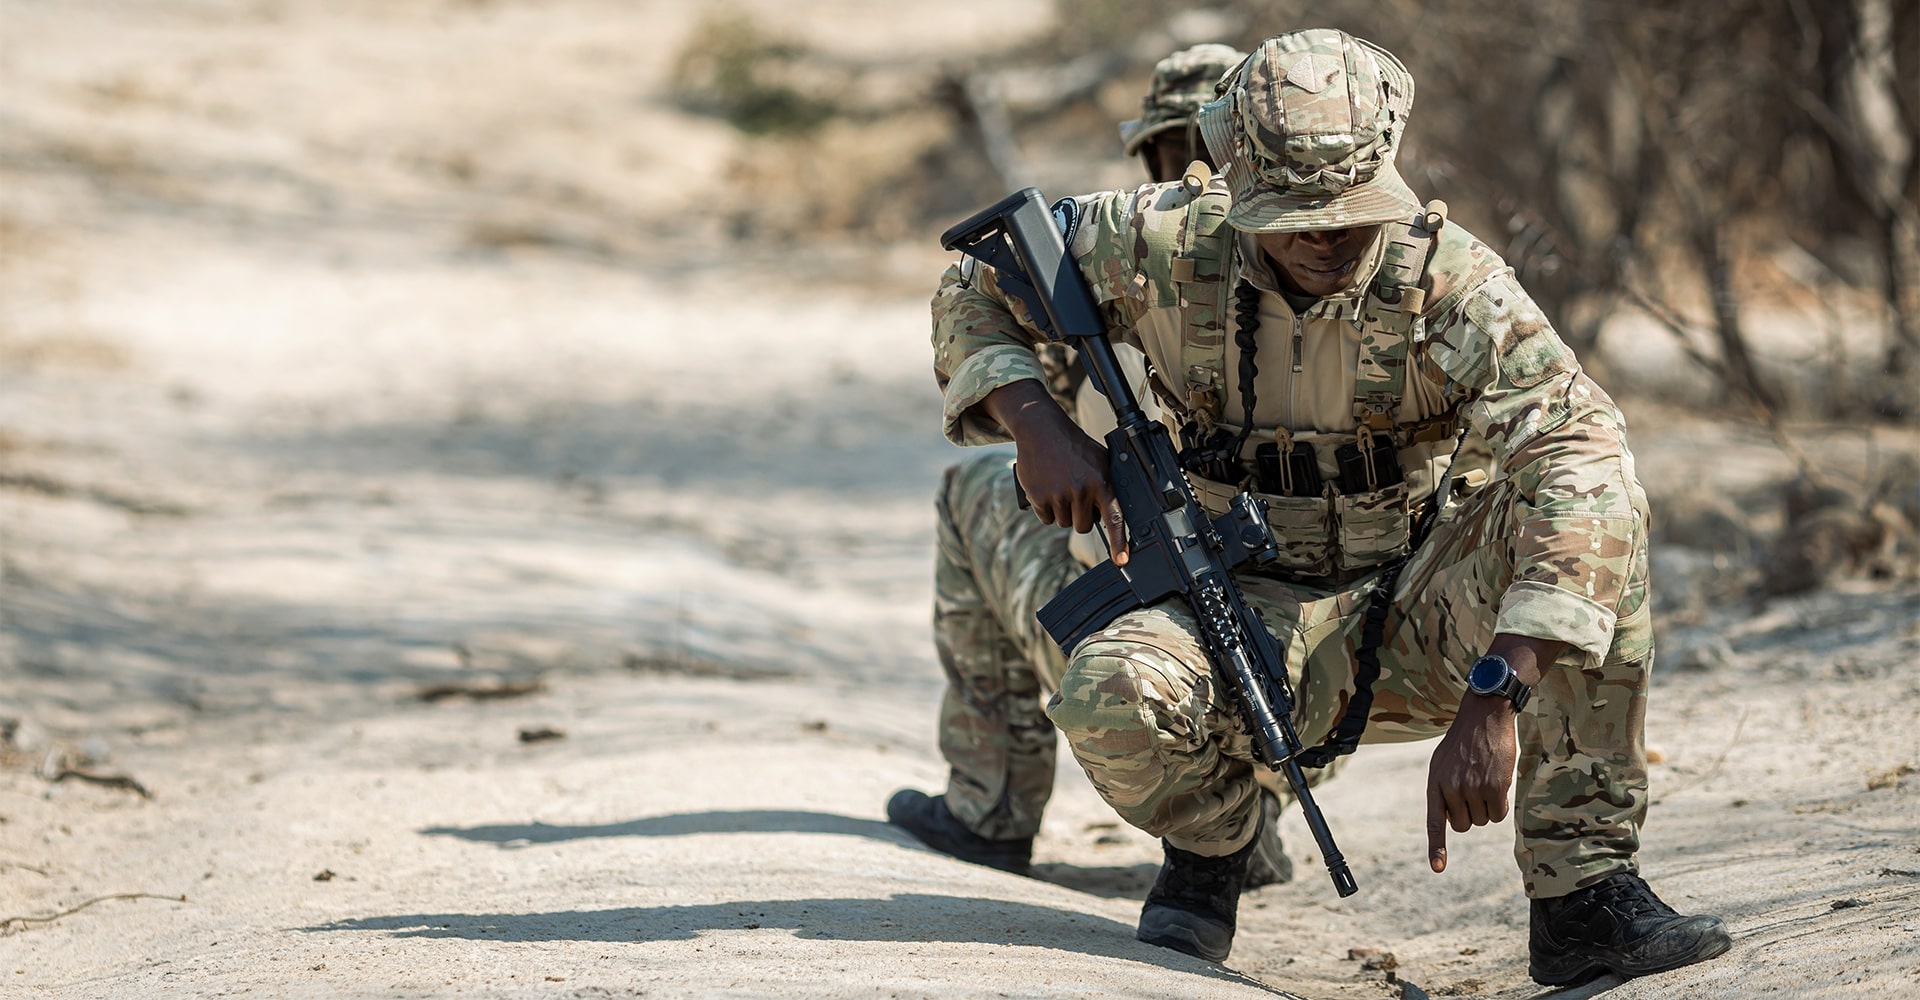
[979,380,1130,564]
[1014,429,1128,565]
[1423,693,1519,873]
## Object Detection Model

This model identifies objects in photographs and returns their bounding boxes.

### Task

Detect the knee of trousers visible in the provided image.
[1045,640,1208,802]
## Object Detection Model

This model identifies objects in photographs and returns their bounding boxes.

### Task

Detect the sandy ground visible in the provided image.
[2,2,1918,998]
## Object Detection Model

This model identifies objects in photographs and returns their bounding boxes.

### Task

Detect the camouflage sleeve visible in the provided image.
[1421,272,1647,660]
[929,189,1153,447]
[930,259,1053,446]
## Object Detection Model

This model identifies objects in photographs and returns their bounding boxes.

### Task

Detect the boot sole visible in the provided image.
[1137,908,1232,963]
[1529,920,1732,985]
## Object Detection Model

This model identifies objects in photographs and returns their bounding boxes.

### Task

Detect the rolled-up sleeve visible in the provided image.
[930,261,1055,446]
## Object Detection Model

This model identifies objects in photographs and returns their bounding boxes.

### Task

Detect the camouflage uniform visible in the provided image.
[929,41,1333,850]
[930,29,1652,899]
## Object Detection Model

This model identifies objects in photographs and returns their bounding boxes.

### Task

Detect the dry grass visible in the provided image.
[0,210,127,372]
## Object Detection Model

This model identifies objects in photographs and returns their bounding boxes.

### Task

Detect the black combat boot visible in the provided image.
[1243,790,1293,889]
[1136,831,1259,963]
[885,789,1032,874]
[1529,870,1732,985]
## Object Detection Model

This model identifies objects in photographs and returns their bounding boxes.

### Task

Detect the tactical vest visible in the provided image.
[1138,175,1489,583]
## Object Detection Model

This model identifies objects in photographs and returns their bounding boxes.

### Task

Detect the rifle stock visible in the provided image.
[941,188,1358,898]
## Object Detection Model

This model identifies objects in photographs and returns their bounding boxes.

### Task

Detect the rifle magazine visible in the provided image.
[1037,561,1144,653]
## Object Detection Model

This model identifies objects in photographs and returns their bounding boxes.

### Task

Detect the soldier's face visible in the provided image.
[1140,133,1213,185]
[1255,225,1383,298]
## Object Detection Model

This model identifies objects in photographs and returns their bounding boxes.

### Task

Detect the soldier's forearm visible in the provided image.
[978,378,1073,446]
[1485,633,1567,689]
[1448,635,1564,745]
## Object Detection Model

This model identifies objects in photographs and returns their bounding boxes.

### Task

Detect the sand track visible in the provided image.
[1,3,1916,997]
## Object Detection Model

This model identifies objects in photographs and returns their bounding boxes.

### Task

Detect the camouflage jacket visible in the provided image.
[930,179,1648,660]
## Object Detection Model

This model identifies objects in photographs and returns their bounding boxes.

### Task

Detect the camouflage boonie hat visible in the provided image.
[1196,29,1421,232]
[1119,43,1248,156]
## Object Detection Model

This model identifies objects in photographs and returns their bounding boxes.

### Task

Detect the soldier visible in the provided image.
[891,28,1732,985]
[907,42,1315,891]
[1056,45,1246,577]
[1121,43,1246,185]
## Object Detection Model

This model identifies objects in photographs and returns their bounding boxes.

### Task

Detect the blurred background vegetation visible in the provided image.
[671,0,1919,424]
[0,0,1912,605]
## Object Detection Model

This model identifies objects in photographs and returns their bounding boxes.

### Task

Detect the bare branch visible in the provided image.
[0,894,187,935]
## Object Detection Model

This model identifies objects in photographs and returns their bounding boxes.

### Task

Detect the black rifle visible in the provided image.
[940,188,1358,897]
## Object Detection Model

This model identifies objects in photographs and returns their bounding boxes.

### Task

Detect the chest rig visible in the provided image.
[1138,179,1463,767]
[1144,181,1455,584]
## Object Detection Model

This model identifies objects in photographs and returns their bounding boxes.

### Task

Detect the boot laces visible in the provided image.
[1157,844,1245,910]
[1581,873,1676,924]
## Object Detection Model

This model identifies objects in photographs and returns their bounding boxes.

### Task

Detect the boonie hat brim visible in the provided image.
[1119,117,1198,157]
[1223,159,1420,233]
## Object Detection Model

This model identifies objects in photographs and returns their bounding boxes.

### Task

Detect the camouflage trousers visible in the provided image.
[933,452,1652,899]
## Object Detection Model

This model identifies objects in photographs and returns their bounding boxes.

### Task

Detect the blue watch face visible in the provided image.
[1469,656,1509,692]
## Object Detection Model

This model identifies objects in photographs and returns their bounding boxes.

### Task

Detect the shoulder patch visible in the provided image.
[1051,197,1081,254]
[1464,276,1574,389]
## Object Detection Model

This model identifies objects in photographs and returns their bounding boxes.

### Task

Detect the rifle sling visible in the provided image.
[1295,555,1406,769]
[1296,436,1457,769]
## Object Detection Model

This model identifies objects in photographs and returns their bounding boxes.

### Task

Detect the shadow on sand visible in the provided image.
[420,808,901,847]
[421,809,1162,900]
[298,893,1291,993]
[1031,861,1161,900]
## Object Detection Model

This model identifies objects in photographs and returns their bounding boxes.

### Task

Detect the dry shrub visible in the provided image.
[669,9,838,136]
[1763,465,1920,595]
[1653,489,1757,559]
[1053,0,1173,49]
[721,113,986,243]
[668,9,1005,242]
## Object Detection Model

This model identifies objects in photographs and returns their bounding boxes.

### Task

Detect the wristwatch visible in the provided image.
[1467,653,1532,711]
